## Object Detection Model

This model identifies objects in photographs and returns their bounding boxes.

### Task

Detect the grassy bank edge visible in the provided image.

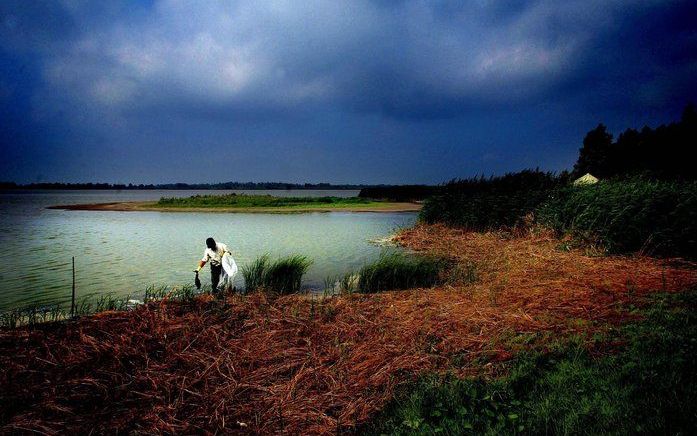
[2,251,452,328]
[364,289,697,435]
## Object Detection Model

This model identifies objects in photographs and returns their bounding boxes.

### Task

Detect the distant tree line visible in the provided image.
[0,181,380,191]
[574,104,696,180]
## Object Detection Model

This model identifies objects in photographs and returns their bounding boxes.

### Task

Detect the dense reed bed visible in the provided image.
[2,224,696,434]
[420,170,564,229]
[421,174,696,258]
[538,178,697,257]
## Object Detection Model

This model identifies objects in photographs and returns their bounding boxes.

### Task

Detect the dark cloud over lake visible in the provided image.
[1,0,695,183]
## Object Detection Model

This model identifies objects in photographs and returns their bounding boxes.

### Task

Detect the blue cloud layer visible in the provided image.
[1,0,695,183]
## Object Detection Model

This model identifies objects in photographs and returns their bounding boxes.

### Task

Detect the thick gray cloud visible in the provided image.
[32,1,627,115]
[1,0,696,183]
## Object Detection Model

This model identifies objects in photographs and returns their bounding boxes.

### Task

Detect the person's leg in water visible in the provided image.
[210,264,222,293]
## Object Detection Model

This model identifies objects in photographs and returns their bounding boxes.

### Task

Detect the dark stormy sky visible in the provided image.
[1,1,696,184]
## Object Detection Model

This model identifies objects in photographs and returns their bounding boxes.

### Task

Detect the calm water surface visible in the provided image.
[0,190,416,310]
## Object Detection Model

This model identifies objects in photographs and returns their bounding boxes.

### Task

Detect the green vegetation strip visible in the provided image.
[326,251,472,295]
[366,291,697,435]
[420,172,697,257]
[537,178,697,256]
[157,194,379,208]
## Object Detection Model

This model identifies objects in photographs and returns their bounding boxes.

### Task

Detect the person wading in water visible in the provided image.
[195,237,231,293]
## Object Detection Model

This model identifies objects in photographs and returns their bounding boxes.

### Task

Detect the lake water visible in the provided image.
[0,190,417,311]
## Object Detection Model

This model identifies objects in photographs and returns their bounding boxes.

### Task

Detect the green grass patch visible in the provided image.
[156,194,377,209]
[366,290,697,435]
[241,254,313,295]
[356,252,454,294]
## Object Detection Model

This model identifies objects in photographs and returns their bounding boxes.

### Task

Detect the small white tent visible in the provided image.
[573,173,599,186]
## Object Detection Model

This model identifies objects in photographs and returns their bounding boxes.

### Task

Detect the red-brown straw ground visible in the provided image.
[1,224,696,434]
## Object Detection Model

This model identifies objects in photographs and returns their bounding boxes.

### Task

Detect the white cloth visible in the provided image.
[201,243,229,266]
[220,252,238,290]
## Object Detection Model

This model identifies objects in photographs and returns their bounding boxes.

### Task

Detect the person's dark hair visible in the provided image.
[206,237,216,250]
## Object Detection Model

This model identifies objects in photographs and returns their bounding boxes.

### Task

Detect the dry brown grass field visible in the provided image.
[2,224,695,434]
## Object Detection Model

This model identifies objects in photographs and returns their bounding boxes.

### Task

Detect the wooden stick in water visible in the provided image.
[71,256,76,318]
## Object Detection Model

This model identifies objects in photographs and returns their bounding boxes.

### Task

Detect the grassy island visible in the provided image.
[49,194,422,213]
[158,193,371,207]
[157,194,378,209]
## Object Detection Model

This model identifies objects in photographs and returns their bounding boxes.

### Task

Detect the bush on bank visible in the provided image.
[356,252,454,294]
[241,254,312,295]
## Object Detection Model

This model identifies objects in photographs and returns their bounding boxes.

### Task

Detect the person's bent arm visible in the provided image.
[195,260,206,273]
[197,250,211,273]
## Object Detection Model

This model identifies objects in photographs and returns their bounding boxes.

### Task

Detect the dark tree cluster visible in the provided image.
[574,104,697,180]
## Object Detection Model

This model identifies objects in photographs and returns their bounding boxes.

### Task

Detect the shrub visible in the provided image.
[241,254,313,295]
[241,255,270,292]
[357,252,451,293]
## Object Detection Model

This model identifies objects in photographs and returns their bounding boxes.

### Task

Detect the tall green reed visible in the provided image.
[241,254,313,295]
[357,252,452,294]
[537,178,697,256]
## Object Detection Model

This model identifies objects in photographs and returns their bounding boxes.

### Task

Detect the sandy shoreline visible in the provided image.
[47,201,422,213]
